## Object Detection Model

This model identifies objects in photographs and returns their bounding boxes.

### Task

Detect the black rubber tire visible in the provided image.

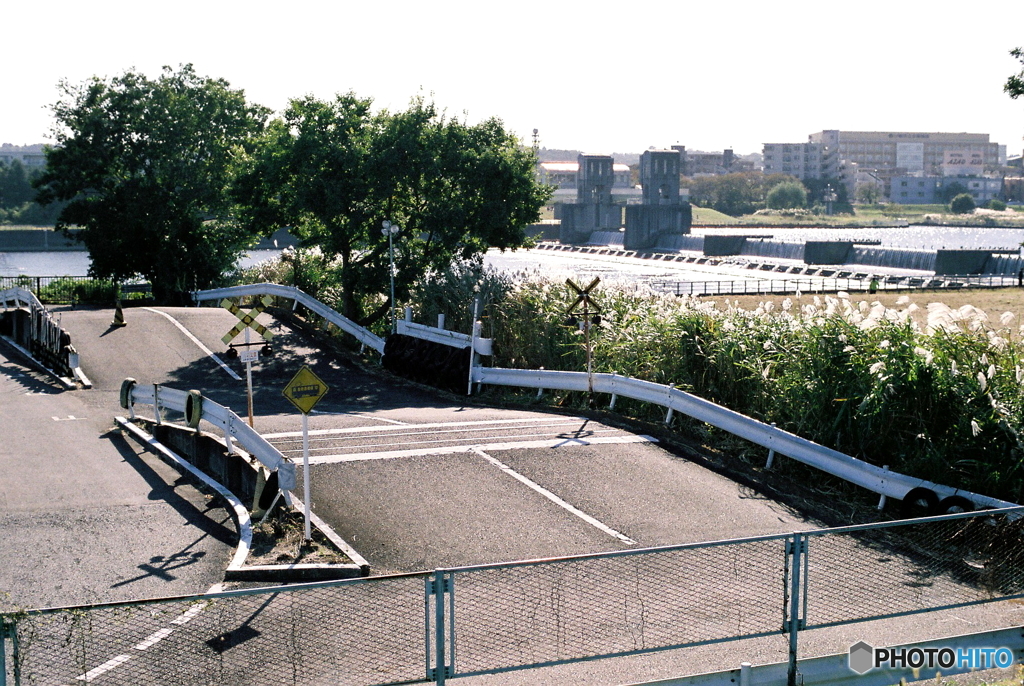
[900,487,939,519]
[935,495,974,515]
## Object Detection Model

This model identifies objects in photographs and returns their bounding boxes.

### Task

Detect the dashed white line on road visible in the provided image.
[472,447,638,545]
[75,654,132,682]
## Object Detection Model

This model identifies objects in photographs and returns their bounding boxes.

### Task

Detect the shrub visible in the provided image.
[950,193,976,215]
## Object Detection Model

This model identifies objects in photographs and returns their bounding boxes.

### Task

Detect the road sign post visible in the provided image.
[566,277,602,407]
[283,366,329,542]
[221,296,274,427]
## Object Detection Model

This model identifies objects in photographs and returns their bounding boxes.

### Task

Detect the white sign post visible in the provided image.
[282,366,329,542]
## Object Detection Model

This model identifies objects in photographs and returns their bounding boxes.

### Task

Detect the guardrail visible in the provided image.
[121,380,295,487]
[192,283,386,354]
[470,366,1018,513]
[0,286,88,387]
[195,284,1016,514]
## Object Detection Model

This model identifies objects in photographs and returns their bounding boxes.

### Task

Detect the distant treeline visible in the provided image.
[0,159,63,225]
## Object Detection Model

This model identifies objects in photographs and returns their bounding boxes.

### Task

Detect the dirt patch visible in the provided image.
[246,509,352,566]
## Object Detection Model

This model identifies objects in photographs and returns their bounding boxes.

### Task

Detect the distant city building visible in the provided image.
[889,175,1003,204]
[764,130,1008,201]
[0,143,46,168]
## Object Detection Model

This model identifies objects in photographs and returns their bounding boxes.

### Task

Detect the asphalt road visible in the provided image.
[5,304,1022,686]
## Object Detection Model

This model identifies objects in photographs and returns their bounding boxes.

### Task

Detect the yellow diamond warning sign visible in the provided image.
[283,366,329,414]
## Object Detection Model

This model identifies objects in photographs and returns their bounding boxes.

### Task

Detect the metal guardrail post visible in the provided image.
[430,570,452,685]
[786,532,805,686]
[0,615,8,686]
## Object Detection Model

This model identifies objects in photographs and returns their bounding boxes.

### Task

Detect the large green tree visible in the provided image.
[765,180,807,210]
[233,94,551,324]
[687,172,795,216]
[1007,47,1024,98]
[34,64,270,302]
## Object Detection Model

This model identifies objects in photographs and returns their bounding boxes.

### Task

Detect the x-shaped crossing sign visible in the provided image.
[566,277,602,316]
[221,296,275,345]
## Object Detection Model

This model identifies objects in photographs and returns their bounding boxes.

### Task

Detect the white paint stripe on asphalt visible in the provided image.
[170,602,210,626]
[276,427,623,456]
[473,448,638,545]
[306,434,656,464]
[143,308,243,381]
[134,627,175,651]
[75,654,132,681]
[262,416,590,439]
[310,410,408,425]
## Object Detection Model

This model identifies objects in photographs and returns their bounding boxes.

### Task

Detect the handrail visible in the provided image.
[192,283,386,354]
[0,285,44,310]
[471,366,1018,511]
[125,382,295,484]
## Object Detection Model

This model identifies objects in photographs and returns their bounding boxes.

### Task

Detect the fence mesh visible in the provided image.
[803,510,1024,628]
[9,574,429,686]
[447,536,788,676]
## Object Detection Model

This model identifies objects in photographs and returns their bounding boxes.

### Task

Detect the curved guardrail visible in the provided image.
[123,381,296,486]
[1,286,89,387]
[471,366,1019,512]
[192,283,386,354]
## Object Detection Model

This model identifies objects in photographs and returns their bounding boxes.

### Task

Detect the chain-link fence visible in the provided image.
[4,508,1023,686]
[802,508,1024,629]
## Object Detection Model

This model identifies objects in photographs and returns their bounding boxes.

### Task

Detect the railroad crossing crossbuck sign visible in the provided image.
[221,296,274,345]
[283,366,329,415]
[565,277,602,320]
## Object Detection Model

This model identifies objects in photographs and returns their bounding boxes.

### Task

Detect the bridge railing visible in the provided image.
[0,286,88,387]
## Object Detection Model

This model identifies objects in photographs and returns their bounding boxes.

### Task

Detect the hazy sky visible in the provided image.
[5,0,1024,157]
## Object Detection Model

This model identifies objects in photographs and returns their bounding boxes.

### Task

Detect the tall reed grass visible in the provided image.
[478,278,1024,503]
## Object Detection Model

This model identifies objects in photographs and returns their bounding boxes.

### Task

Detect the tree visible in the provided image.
[765,180,807,210]
[34,65,270,302]
[856,183,881,205]
[950,192,976,214]
[233,94,551,325]
[1007,47,1024,99]
[686,172,795,216]
[938,181,969,204]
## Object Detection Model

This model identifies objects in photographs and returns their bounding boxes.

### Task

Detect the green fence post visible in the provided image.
[786,532,806,686]
[1,615,9,686]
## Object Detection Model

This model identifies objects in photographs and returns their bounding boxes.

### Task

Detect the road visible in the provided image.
[4,303,1022,686]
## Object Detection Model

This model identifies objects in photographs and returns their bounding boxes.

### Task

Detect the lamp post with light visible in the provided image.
[381,220,400,333]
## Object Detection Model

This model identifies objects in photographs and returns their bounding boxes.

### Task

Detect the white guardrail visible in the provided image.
[123,381,296,487]
[193,283,387,354]
[0,285,43,310]
[192,283,1017,512]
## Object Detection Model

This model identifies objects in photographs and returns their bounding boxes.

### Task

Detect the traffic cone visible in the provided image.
[111,300,127,327]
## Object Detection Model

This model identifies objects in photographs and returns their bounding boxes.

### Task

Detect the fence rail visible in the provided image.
[0,276,149,305]
[650,274,1019,297]
[4,507,1023,686]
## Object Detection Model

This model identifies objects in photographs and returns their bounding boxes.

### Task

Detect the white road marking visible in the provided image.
[51,415,81,421]
[170,601,210,626]
[142,308,242,381]
[473,448,638,545]
[304,434,656,464]
[276,427,622,455]
[134,627,175,651]
[75,654,132,681]
[310,410,408,425]
[261,416,590,440]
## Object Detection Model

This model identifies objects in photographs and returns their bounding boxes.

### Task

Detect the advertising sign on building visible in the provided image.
[943,150,984,176]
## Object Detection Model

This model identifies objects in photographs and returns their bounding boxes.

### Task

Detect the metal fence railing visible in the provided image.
[649,274,1020,298]
[0,276,149,305]
[5,507,1023,686]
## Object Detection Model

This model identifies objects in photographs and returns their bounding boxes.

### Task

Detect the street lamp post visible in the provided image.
[381,220,399,333]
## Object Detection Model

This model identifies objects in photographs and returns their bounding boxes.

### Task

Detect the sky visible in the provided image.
[4,0,1024,157]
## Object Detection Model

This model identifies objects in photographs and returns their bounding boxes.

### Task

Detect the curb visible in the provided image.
[117,418,368,582]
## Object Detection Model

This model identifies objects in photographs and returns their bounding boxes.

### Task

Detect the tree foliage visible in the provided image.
[1007,47,1024,99]
[233,94,551,324]
[765,180,807,210]
[34,64,270,302]
[686,172,796,216]
[950,192,976,214]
